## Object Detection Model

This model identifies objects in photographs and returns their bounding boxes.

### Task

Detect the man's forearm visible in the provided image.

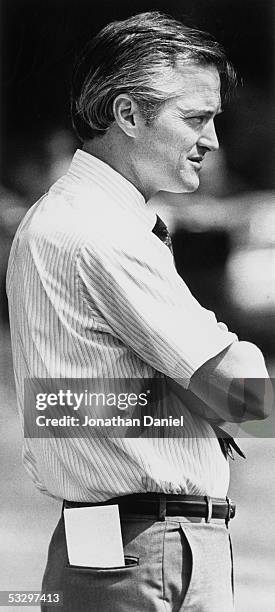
[168,372,273,425]
[188,341,273,423]
[167,378,226,425]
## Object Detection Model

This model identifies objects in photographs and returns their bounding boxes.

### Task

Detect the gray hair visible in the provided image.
[71,11,237,141]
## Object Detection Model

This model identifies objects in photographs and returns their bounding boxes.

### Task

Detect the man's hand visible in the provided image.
[188,341,273,423]
[167,377,226,425]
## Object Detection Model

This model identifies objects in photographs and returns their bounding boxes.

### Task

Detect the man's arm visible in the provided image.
[188,341,273,422]
[167,340,272,425]
[77,228,272,423]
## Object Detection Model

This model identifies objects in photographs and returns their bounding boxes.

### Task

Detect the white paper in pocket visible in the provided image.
[64,504,125,568]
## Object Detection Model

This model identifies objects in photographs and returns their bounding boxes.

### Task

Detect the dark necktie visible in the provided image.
[152,214,174,253]
[152,214,245,460]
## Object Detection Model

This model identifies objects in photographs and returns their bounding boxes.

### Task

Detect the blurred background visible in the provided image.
[0,0,275,610]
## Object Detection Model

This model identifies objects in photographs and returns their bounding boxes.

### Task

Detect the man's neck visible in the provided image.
[83,134,148,201]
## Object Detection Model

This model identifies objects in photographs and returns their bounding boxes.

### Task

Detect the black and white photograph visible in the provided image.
[1,1,275,611]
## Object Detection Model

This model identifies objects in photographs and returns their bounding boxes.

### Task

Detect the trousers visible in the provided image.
[41,511,234,611]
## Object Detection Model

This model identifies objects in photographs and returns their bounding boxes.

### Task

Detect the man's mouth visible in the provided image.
[188,156,204,170]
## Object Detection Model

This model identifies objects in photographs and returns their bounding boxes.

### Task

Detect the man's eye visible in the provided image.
[188,116,205,126]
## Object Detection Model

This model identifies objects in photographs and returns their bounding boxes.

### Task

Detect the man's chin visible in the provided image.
[170,180,200,194]
[160,186,199,196]
[178,174,200,193]
[156,176,200,196]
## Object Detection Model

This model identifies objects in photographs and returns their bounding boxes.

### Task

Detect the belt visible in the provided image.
[64,493,236,524]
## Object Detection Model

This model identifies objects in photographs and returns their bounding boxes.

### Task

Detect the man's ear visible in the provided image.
[112,94,141,138]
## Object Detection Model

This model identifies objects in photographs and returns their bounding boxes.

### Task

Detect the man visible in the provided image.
[7,11,271,612]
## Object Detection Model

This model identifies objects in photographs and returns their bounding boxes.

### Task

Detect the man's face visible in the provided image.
[133,63,222,199]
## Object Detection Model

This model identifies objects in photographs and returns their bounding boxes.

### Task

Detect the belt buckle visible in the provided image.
[204,495,213,523]
[225,496,234,527]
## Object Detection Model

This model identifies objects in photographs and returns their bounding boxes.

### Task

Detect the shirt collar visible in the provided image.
[66,149,156,231]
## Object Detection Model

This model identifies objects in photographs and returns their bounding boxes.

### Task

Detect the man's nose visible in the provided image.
[199,120,219,152]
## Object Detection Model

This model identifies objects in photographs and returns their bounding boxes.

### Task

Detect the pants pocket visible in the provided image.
[65,554,139,572]
[54,555,140,611]
[179,522,234,612]
[228,534,234,598]
[42,515,165,612]
[162,521,193,612]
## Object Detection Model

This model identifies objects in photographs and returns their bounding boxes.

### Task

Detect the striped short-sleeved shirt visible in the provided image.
[7,149,237,501]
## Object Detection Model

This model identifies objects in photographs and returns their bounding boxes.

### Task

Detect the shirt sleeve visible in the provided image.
[76,225,237,388]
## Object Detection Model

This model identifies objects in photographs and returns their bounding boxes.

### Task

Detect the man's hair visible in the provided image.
[71,11,237,141]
